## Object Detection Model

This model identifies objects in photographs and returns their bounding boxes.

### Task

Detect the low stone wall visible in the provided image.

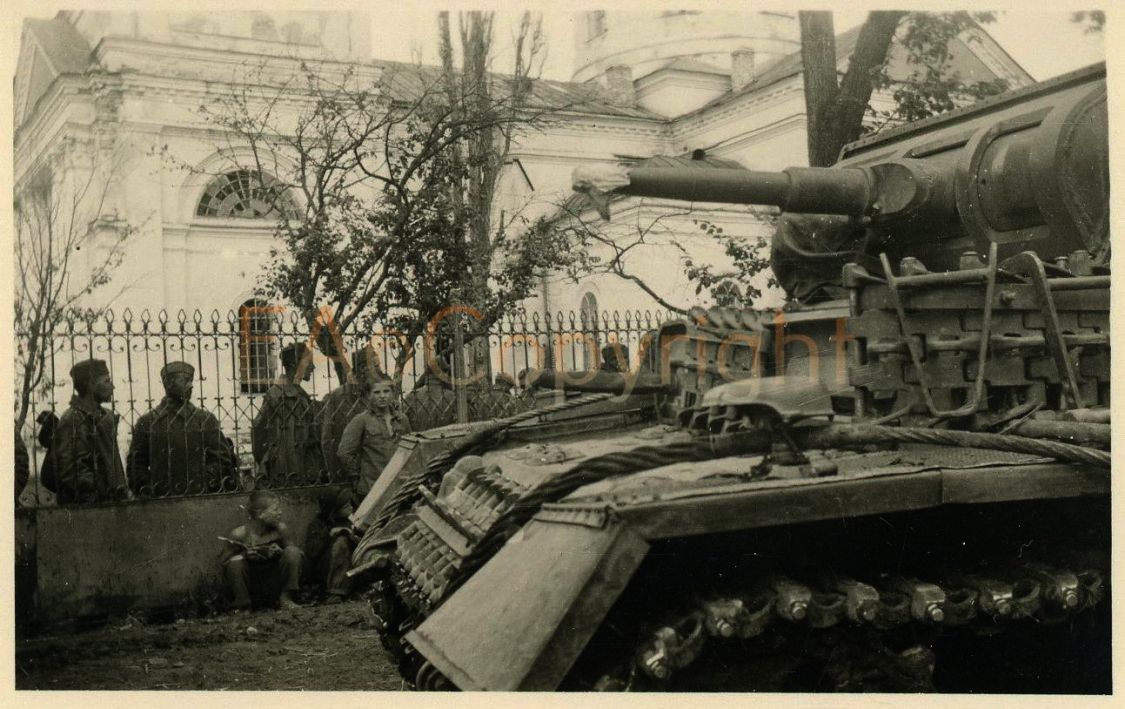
[15,487,335,625]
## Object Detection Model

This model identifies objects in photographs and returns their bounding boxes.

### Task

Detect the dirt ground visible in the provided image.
[15,600,404,691]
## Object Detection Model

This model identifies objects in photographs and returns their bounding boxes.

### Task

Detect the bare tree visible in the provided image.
[14,145,134,428]
[192,11,576,383]
[548,204,779,315]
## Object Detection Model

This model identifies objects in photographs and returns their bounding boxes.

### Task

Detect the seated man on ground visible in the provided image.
[303,487,359,604]
[220,490,303,611]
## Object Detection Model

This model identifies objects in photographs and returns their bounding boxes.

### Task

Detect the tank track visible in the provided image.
[391,465,529,612]
[373,469,1109,691]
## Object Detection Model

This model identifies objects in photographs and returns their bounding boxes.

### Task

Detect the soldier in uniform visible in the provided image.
[319,348,380,482]
[252,343,321,486]
[41,359,130,504]
[338,378,412,497]
[302,487,358,603]
[401,371,457,432]
[600,343,630,373]
[127,361,238,497]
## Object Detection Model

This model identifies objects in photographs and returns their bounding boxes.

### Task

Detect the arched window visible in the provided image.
[579,292,600,369]
[238,298,279,393]
[196,170,298,220]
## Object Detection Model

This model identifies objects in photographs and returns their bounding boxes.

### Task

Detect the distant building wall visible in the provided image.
[573,10,799,83]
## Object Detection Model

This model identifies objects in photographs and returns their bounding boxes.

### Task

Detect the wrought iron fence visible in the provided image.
[15,306,671,505]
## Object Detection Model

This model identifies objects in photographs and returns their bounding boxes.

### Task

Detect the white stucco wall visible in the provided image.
[573,10,800,83]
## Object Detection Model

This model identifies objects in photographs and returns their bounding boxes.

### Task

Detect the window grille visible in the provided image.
[196,170,297,220]
[239,298,278,393]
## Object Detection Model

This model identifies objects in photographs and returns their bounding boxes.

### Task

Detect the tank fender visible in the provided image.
[406,510,649,690]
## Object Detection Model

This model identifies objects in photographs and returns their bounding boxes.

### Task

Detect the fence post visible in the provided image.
[453,313,469,424]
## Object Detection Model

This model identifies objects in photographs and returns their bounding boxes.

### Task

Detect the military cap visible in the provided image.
[280,342,308,369]
[70,359,110,388]
[160,361,195,379]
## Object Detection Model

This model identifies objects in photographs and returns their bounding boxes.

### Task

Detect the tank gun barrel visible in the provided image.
[605,166,870,214]
[572,164,874,220]
[572,160,952,225]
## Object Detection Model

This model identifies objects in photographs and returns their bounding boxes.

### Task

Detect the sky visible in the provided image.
[365,7,1105,83]
[10,3,1106,84]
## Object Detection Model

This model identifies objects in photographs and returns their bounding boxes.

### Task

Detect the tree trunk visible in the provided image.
[799,12,839,167]
[800,11,905,167]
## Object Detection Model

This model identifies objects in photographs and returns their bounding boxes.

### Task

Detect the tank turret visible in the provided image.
[573,63,1108,300]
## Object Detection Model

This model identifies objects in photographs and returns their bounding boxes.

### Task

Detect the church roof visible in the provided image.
[372,58,666,121]
[653,57,729,76]
[688,24,865,116]
[23,17,93,75]
[16,17,96,129]
[687,20,1033,119]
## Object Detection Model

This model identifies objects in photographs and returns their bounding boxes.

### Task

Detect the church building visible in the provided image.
[14,9,1031,384]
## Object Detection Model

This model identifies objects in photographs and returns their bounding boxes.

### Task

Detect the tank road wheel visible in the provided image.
[560,552,1107,691]
[415,661,457,691]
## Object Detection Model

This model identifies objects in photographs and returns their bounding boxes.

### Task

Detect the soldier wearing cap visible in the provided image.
[127,361,238,497]
[41,359,130,504]
[319,347,381,481]
[252,343,321,484]
[599,343,630,373]
[338,375,412,498]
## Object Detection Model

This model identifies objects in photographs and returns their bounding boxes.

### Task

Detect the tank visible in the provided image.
[348,63,1110,692]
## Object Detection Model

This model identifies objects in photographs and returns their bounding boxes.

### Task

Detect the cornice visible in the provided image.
[636,70,731,95]
[114,72,318,112]
[93,36,379,82]
[14,76,94,151]
[693,114,808,158]
[961,27,1035,88]
[557,193,778,229]
[541,115,669,141]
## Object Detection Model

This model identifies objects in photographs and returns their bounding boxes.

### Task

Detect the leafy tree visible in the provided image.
[683,219,779,307]
[800,11,1009,166]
